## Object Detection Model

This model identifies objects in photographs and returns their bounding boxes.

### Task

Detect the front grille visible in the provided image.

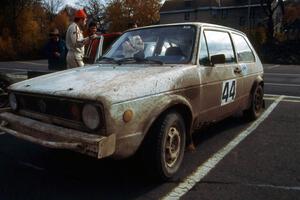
[13,93,106,134]
[16,93,84,122]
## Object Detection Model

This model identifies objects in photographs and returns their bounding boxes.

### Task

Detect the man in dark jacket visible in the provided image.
[45,28,67,70]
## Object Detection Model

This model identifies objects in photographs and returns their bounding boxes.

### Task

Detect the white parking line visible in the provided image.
[264,95,300,103]
[264,97,300,103]
[18,160,45,171]
[0,67,29,72]
[265,94,300,99]
[162,96,284,200]
[279,99,300,103]
[265,64,280,69]
[265,73,300,76]
[16,61,47,66]
[265,83,300,87]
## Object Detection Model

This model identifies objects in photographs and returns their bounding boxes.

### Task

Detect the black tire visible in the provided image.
[0,78,11,108]
[141,111,186,180]
[244,84,264,120]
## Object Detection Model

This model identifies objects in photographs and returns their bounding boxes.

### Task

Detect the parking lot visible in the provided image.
[0,64,299,200]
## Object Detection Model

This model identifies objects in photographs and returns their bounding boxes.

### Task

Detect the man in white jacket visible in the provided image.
[66,9,95,68]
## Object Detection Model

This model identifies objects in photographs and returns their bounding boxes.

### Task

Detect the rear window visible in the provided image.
[232,33,255,62]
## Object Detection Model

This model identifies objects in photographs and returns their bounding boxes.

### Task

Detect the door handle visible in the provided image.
[234,67,242,74]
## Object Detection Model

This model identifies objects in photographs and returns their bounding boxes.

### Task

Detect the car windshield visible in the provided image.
[100,25,196,65]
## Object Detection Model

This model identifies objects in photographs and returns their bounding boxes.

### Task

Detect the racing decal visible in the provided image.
[240,63,248,76]
[221,79,236,105]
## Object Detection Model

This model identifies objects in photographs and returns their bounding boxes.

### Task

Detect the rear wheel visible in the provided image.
[244,84,264,120]
[0,78,10,108]
[141,111,186,180]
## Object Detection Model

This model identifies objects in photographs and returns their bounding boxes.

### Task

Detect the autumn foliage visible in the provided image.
[284,4,300,24]
[106,0,161,32]
[0,0,163,60]
[1,0,299,62]
[0,0,70,61]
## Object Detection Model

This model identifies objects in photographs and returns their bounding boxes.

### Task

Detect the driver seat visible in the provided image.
[165,47,185,57]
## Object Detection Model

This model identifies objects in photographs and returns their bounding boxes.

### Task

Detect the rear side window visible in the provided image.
[232,33,255,62]
[204,30,235,63]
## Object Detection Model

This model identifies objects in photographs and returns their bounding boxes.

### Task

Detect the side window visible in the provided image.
[199,35,210,66]
[204,30,235,63]
[232,34,255,62]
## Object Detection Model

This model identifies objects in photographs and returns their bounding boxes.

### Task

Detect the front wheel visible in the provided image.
[244,84,264,120]
[141,111,186,180]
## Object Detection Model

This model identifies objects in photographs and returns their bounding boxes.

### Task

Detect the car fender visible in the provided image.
[247,75,264,108]
[141,94,193,141]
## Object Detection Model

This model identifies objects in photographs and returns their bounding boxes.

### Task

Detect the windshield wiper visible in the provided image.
[141,58,164,65]
[116,57,136,65]
[98,57,120,64]
[117,57,164,65]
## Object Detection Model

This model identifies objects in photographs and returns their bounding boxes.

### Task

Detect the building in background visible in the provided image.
[160,0,266,31]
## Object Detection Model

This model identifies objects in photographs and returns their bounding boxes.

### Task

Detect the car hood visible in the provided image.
[9,64,198,104]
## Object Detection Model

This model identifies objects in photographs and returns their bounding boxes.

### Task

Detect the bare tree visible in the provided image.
[76,0,105,20]
[260,0,284,43]
[76,0,106,30]
[43,0,64,19]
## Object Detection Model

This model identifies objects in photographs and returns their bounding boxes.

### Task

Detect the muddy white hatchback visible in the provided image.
[0,23,264,180]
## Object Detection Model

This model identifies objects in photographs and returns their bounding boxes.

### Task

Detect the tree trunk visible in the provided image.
[267,13,274,44]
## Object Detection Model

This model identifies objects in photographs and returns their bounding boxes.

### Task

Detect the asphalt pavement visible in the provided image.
[0,63,299,200]
[0,60,47,73]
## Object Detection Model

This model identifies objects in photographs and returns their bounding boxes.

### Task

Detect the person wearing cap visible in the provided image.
[45,28,67,70]
[66,9,96,68]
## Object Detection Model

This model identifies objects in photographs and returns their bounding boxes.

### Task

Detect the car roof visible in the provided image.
[128,22,246,36]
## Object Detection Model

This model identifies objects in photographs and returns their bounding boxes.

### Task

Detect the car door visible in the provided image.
[197,28,244,122]
[231,32,257,108]
[84,35,103,64]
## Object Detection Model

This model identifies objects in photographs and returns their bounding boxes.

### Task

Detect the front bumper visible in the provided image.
[0,111,116,159]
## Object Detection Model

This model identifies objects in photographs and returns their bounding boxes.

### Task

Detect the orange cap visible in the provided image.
[75,9,87,19]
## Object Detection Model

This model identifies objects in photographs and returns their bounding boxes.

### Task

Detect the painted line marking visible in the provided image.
[265,94,300,99]
[18,160,45,171]
[279,99,300,103]
[264,97,277,100]
[265,73,300,76]
[244,183,300,191]
[266,64,280,69]
[265,83,300,87]
[162,96,284,200]
[16,61,47,66]
[6,74,27,79]
[0,67,30,71]
[264,97,300,103]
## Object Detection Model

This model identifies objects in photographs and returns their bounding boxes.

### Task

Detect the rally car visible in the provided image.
[0,23,264,180]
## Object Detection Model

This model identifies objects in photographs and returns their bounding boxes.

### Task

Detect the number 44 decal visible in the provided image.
[221,79,236,105]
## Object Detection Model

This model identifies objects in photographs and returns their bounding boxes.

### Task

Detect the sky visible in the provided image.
[64,0,77,7]
[63,0,166,8]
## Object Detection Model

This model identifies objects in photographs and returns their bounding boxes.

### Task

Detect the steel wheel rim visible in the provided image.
[165,126,181,168]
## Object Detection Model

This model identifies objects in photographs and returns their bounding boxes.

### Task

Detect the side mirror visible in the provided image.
[210,54,226,65]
